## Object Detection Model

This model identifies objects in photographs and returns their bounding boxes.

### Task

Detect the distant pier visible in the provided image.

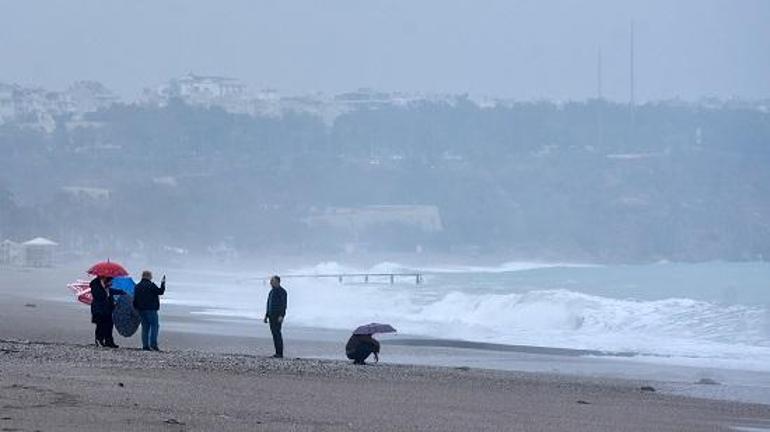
[265,273,423,285]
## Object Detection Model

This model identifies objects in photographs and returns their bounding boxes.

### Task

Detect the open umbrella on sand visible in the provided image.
[353,323,397,335]
[87,260,129,278]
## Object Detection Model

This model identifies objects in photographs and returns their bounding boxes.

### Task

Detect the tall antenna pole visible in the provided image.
[630,20,635,107]
[597,47,603,100]
[628,20,636,147]
[596,46,604,148]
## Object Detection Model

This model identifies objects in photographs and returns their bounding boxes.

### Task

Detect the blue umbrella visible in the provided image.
[353,323,397,335]
[112,276,135,296]
[111,277,140,337]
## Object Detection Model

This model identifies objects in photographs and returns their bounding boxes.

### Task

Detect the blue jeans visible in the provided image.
[139,310,159,349]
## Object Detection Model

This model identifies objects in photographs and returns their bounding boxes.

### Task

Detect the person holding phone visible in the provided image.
[133,270,166,351]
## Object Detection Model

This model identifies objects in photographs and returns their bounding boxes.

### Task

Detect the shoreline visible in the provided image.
[3,264,770,407]
[3,272,770,430]
[3,265,770,399]
[2,337,770,431]
[4,291,770,407]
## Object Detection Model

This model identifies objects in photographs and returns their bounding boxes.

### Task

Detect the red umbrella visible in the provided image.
[87,261,129,278]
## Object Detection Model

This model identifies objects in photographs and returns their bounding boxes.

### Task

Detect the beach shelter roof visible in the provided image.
[23,237,59,246]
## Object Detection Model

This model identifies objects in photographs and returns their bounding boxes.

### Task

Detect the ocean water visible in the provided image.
[164,260,770,372]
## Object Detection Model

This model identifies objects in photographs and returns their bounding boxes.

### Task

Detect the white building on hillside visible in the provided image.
[144,74,250,112]
[0,81,120,131]
[171,73,247,100]
[65,81,119,115]
[305,205,444,234]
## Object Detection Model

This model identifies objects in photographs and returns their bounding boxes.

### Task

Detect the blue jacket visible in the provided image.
[265,286,287,318]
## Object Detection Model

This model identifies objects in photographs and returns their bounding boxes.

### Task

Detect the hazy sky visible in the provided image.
[1,0,769,101]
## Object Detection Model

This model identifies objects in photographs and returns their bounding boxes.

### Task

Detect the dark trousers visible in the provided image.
[268,315,283,356]
[93,313,114,344]
[347,346,374,364]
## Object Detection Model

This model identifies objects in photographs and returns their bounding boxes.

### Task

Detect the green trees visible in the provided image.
[1,99,768,261]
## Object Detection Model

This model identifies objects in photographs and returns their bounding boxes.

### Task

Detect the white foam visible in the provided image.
[420,261,598,274]
[164,262,770,372]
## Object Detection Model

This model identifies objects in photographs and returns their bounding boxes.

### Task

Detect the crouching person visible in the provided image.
[345,333,380,365]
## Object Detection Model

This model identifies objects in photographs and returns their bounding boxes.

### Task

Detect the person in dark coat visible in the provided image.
[89,276,124,348]
[133,270,166,351]
[263,275,287,358]
[345,334,380,365]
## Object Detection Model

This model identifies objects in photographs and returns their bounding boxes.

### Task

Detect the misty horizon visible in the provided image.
[1,0,769,102]
[4,73,770,106]
[1,0,769,263]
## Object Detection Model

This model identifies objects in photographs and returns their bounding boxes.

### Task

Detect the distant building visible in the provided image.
[0,80,119,132]
[65,81,119,115]
[141,76,443,123]
[61,186,111,202]
[305,205,443,233]
[0,239,21,265]
[22,237,58,267]
[335,88,391,104]
[0,84,14,123]
[172,73,247,100]
[143,73,250,112]
[8,86,65,132]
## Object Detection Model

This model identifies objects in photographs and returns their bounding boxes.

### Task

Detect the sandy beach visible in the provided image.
[1,265,770,431]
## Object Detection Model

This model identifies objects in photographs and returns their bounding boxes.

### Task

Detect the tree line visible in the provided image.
[0,98,768,262]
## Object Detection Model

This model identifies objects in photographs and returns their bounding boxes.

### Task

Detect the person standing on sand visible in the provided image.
[89,276,124,348]
[263,275,287,358]
[345,333,380,365]
[133,270,166,351]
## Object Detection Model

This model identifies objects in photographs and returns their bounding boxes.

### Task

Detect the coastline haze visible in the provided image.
[1,0,769,101]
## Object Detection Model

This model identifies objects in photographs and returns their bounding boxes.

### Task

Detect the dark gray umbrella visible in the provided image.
[112,294,141,337]
[353,323,397,335]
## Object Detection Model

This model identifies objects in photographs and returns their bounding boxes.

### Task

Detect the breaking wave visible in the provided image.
[168,261,770,371]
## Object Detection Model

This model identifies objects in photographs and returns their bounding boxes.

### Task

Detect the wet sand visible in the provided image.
[3,338,770,432]
[1,265,770,431]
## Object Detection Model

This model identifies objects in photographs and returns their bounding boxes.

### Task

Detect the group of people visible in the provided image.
[88,273,382,365]
[89,270,166,350]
